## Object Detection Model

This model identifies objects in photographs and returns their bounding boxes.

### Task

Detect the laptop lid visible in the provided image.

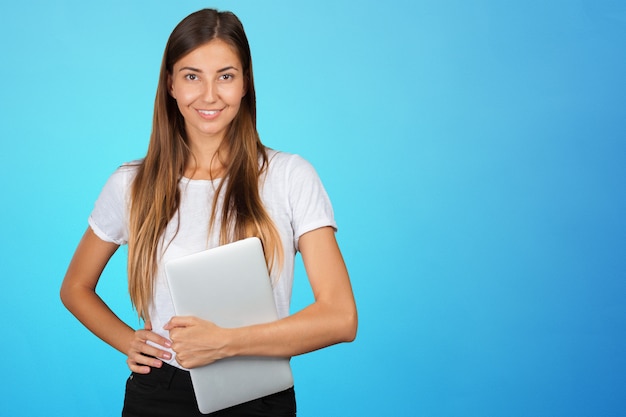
[164,237,294,414]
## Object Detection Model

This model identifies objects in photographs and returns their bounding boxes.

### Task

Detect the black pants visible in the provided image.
[122,362,296,417]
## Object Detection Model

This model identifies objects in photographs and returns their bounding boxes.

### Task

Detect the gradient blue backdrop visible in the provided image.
[1,1,624,416]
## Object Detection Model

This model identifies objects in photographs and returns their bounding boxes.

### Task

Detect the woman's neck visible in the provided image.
[185,136,229,180]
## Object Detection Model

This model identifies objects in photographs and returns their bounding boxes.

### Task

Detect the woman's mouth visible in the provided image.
[197,109,222,119]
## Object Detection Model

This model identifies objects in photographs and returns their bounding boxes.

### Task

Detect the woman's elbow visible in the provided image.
[59,284,73,310]
[339,308,358,343]
[59,281,83,312]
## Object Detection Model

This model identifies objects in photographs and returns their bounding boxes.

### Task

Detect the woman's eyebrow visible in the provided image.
[217,66,240,73]
[178,66,240,73]
[179,66,202,73]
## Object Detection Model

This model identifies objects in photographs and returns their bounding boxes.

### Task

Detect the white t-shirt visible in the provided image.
[88,149,336,368]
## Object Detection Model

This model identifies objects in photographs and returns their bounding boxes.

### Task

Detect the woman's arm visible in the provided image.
[165,226,357,368]
[60,227,172,373]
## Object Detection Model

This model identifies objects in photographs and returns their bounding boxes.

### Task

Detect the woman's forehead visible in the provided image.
[173,39,243,71]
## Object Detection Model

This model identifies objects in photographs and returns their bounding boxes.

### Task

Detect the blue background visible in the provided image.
[1,1,625,416]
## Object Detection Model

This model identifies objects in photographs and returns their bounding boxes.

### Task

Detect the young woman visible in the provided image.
[60,8,357,417]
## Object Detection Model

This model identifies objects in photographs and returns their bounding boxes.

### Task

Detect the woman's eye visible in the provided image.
[185,74,198,81]
[219,74,233,81]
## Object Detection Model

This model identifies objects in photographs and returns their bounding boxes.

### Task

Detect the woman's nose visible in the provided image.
[202,81,217,103]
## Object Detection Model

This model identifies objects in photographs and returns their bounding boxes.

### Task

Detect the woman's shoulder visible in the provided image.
[100,159,143,191]
[263,149,325,194]
[110,159,142,177]
[266,149,315,174]
[118,159,143,171]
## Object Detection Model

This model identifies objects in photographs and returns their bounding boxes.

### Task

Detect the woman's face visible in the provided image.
[169,39,247,144]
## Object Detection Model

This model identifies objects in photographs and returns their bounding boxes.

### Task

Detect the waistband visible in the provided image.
[131,361,193,392]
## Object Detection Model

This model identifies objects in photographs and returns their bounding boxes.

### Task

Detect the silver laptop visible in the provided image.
[164,237,294,414]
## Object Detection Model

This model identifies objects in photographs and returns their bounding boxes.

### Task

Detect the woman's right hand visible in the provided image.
[127,322,173,374]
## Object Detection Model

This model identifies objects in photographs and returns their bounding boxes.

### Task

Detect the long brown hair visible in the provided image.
[128,9,283,320]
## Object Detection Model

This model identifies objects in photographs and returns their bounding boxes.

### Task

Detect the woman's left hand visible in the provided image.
[163,316,230,368]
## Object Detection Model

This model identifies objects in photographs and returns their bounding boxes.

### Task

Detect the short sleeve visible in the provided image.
[88,164,137,245]
[285,155,336,250]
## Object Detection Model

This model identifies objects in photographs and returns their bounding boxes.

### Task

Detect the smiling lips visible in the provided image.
[197,109,222,119]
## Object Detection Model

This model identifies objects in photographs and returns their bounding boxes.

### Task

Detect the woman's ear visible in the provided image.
[167,73,176,98]
[242,74,249,98]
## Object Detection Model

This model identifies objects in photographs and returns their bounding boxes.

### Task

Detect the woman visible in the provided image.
[60,8,357,417]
